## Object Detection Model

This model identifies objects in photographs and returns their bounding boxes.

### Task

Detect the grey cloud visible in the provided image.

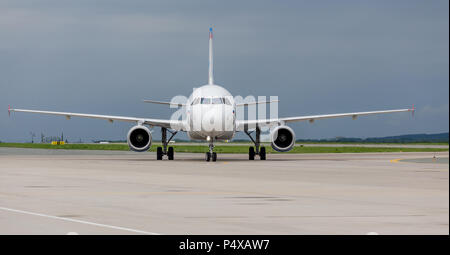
[1,0,448,142]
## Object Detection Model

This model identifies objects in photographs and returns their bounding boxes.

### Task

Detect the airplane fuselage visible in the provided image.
[185,84,236,141]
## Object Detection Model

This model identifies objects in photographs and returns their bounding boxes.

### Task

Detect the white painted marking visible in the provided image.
[366,232,379,235]
[66,232,79,235]
[0,206,160,235]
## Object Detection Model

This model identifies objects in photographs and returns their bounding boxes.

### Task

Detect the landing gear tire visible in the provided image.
[205,152,211,162]
[249,147,255,160]
[260,147,266,160]
[156,147,163,160]
[168,147,174,160]
[212,152,217,162]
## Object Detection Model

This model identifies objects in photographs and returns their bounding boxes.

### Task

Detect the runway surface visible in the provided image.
[0,148,448,234]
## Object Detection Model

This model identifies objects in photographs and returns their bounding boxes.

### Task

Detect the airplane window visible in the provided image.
[201,98,211,104]
[212,98,223,104]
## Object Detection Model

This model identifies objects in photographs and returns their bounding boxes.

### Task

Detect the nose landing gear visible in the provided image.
[205,138,217,162]
[205,152,217,162]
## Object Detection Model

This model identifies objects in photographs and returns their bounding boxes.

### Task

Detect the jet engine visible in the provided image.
[127,125,152,152]
[271,125,295,152]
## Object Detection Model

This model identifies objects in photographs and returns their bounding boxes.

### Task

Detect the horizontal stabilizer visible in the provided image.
[142,100,186,107]
[236,100,280,107]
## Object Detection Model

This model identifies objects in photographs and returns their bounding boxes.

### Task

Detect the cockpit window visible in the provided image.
[212,98,224,104]
[201,98,211,104]
[198,97,231,105]
[191,98,200,105]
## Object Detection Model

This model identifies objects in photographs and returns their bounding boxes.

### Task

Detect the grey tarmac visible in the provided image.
[0,148,448,234]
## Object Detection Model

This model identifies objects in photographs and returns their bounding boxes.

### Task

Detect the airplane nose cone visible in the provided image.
[199,105,233,134]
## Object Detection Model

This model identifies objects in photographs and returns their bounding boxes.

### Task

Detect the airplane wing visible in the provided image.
[236,106,415,131]
[8,107,185,130]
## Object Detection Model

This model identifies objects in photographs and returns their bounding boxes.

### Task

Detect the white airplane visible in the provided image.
[9,28,415,161]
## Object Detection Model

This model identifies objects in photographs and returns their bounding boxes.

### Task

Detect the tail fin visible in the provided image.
[208,27,214,85]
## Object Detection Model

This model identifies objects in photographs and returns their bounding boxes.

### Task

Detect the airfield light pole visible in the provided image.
[30,132,36,143]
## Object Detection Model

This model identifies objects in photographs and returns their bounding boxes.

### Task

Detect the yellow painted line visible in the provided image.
[390,158,402,163]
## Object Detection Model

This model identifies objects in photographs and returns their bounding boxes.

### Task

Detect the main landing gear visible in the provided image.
[156,127,177,160]
[205,137,217,162]
[245,127,266,160]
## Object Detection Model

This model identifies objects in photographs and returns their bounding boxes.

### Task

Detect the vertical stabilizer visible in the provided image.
[208,27,214,85]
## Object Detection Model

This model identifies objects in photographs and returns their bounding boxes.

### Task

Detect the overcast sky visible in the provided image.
[1,0,448,142]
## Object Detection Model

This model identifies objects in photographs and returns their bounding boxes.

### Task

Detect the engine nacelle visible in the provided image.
[271,125,295,152]
[127,125,152,152]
